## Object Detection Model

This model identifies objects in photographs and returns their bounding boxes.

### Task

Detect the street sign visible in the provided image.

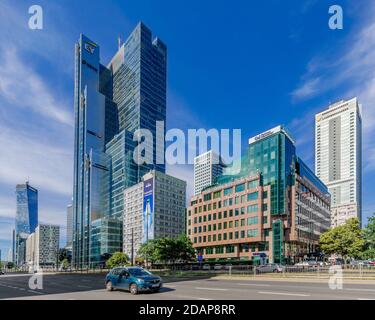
[197,253,203,262]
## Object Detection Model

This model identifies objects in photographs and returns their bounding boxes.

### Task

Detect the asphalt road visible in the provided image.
[1,273,375,300]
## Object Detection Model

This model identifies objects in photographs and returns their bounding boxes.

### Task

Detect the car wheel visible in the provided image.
[106,281,114,292]
[130,283,138,295]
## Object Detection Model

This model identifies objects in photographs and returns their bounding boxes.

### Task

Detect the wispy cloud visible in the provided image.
[0,47,72,126]
[291,78,321,101]
[0,1,74,255]
[290,2,375,173]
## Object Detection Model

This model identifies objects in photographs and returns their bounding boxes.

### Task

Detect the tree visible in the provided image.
[319,218,365,260]
[106,252,130,269]
[61,258,70,270]
[138,240,158,265]
[58,248,70,263]
[138,236,196,266]
[7,262,14,269]
[175,235,195,263]
[363,213,375,259]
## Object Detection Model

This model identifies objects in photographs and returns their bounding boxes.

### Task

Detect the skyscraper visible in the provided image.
[194,150,225,196]
[66,204,73,248]
[315,98,362,227]
[72,22,167,267]
[15,182,38,266]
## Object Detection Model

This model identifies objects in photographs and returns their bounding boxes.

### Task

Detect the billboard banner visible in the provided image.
[143,178,154,243]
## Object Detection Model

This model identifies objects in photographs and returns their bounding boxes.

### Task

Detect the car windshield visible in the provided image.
[127,268,152,277]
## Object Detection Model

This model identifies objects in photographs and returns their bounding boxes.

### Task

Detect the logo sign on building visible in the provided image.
[143,178,154,243]
[249,125,282,144]
[84,42,96,54]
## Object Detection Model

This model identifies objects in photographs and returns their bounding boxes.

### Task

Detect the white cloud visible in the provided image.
[290,2,375,173]
[291,77,321,101]
[0,122,72,196]
[0,47,73,126]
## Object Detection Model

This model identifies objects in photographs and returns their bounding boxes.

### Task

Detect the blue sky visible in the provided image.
[1,0,375,260]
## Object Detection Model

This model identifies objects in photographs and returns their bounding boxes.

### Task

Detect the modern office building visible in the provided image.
[26,224,60,269]
[194,150,225,196]
[72,22,167,267]
[7,248,12,263]
[15,182,38,266]
[11,229,15,263]
[315,98,362,227]
[123,170,186,261]
[66,204,73,248]
[188,126,331,264]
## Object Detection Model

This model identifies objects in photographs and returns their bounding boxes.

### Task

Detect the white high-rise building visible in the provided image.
[194,150,225,196]
[315,97,362,227]
[26,224,60,268]
[123,170,186,261]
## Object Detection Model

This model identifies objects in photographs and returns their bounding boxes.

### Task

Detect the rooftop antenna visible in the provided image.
[118,35,122,50]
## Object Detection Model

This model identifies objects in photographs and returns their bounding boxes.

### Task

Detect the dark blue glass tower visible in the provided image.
[15,182,38,266]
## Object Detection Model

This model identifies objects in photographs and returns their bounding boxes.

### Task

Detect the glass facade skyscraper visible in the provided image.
[15,182,38,266]
[73,22,167,267]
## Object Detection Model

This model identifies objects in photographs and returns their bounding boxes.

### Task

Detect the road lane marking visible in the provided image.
[345,288,375,292]
[258,291,310,297]
[27,290,44,295]
[195,287,228,291]
[236,283,271,287]
[175,295,212,300]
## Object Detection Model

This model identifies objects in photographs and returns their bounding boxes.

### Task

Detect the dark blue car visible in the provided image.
[105,267,162,295]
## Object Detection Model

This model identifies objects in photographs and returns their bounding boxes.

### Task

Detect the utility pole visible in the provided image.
[131,227,134,266]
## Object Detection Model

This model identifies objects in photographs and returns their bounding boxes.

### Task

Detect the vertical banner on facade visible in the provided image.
[143,178,154,243]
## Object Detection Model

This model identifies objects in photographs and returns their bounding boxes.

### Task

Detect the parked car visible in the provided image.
[202,264,211,270]
[224,264,233,270]
[295,261,310,267]
[105,267,162,295]
[0,270,4,275]
[255,264,284,274]
[214,264,223,270]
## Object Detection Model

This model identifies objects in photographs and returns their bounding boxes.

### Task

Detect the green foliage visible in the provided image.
[137,235,196,265]
[61,258,70,269]
[319,218,365,259]
[106,252,130,269]
[6,262,14,269]
[363,213,375,259]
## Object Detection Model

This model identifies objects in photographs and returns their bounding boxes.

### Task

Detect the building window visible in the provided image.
[235,183,246,193]
[247,216,258,225]
[247,192,259,201]
[224,187,233,196]
[247,229,258,238]
[248,180,259,189]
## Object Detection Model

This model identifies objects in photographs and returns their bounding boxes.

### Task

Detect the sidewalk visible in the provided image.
[215,274,375,284]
